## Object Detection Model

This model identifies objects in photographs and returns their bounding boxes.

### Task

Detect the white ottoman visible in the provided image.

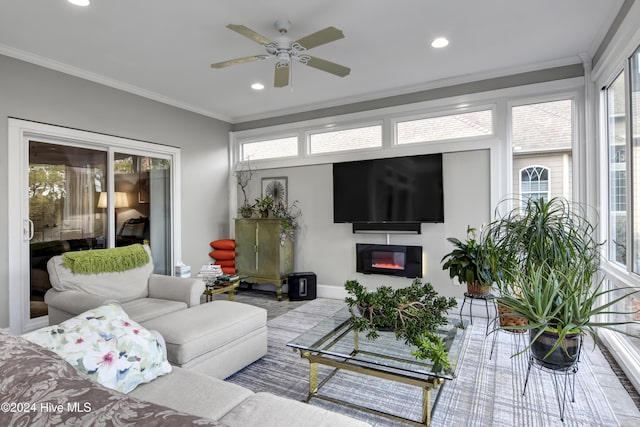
[142,300,267,379]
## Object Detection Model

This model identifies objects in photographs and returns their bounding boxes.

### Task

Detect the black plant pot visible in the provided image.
[530,328,582,370]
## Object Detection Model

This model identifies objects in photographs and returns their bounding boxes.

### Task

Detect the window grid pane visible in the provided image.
[608,72,627,266]
[241,136,298,161]
[309,125,382,154]
[396,110,492,145]
[632,44,640,273]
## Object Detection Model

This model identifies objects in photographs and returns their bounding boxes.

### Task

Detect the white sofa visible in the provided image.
[44,245,268,379]
[44,245,204,325]
[1,329,371,427]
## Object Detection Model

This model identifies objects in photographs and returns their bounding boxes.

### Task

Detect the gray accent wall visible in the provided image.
[240,149,491,299]
[0,54,231,328]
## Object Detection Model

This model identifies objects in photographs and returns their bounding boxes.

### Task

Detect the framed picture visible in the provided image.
[262,177,287,205]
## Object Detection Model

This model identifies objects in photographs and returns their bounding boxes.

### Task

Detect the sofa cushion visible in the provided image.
[141,301,267,366]
[220,392,371,427]
[131,366,253,421]
[23,303,172,393]
[47,245,153,301]
[122,297,188,323]
[0,331,222,426]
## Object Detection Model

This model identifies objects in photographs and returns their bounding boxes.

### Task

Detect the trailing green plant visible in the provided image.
[344,279,458,372]
[273,199,301,240]
[441,226,493,287]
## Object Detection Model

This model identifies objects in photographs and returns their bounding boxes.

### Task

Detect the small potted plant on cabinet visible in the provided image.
[235,161,255,218]
[441,226,493,296]
[254,196,274,218]
[344,279,458,372]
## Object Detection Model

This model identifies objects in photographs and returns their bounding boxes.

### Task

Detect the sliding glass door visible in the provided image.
[112,152,172,274]
[29,141,107,319]
[9,119,180,334]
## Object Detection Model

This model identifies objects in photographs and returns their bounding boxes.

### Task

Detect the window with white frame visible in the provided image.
[396,109,493,145]
[520,166,550,202]
[511,99,573,202]
[606,72,627,266]
[241,136,298,161]
[308,124,382,154]
[598,43,640,389]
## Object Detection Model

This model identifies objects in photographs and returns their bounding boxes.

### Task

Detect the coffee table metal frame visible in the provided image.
[202,278,240,301]
[288,308,468,427]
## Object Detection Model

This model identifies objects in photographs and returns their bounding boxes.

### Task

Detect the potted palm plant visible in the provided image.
[441,226,493,295]
[485,197,639,368]
[344,279,458,372]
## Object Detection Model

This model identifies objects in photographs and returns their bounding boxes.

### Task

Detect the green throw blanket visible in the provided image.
[62,244,150,274]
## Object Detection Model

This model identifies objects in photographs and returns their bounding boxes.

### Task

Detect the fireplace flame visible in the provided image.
[372,262,404,270]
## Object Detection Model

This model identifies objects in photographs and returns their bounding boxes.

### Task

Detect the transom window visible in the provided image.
[308,124,382,154]
[241,136,298,161]
[396,109,493,145]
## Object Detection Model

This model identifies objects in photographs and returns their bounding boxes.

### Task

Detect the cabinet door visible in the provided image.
[256,220,280,278]
[235,219,258,275]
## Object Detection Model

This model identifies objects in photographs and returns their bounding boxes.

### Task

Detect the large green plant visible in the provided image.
[485,197,639,360]
[484,197,599,292]
[344,279,458,371]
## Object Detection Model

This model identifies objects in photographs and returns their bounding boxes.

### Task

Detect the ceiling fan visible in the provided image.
[211,19,351,88]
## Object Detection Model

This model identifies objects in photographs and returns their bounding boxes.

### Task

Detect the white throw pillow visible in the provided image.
[23,303,172,393]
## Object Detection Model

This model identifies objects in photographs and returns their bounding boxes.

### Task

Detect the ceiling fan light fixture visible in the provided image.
[67,0,90,6]
[251,82,265,90]
[431,37,449,48]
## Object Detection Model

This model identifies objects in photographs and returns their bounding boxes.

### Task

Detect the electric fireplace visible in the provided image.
[356,244,423,278]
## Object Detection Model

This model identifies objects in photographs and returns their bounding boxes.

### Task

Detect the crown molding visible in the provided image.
[0,44,232,123]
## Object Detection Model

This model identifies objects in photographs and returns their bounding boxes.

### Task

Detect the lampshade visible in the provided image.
[97,192,129,209]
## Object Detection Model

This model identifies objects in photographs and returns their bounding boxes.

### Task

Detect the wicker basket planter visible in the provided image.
[497,301,528,333]
[466,281,491,296]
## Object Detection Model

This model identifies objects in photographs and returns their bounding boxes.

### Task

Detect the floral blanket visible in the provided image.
[0,331,223,426]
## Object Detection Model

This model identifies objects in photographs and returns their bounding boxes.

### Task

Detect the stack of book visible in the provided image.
[197,264,223,280]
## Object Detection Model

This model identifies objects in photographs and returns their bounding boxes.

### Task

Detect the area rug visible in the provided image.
[226,299,619,427]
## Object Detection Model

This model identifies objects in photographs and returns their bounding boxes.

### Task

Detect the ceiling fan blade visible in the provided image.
[294,26,344,50]
[274,63,289,87]
[211,55,267,69]
[226,24,274,45]
[303,56,350,77]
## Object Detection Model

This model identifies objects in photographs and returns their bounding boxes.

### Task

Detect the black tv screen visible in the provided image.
[333,153,444,223]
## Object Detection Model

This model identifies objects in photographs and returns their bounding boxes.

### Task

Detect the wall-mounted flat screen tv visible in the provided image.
[333,153,444,223]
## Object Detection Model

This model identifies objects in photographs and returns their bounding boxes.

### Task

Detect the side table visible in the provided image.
[202,278,240,302]
[459,292,496,335]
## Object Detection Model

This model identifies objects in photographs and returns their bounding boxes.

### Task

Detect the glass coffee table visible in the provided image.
[287,307,468,426]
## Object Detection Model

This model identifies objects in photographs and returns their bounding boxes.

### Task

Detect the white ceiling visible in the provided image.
[0,0,624,123]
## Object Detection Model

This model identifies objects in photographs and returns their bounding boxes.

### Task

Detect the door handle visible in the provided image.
[24,218,34,241]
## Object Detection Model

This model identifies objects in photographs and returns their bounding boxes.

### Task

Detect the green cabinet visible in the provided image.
[235,218,293,301]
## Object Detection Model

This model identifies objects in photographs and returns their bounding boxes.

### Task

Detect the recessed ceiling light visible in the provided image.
[68,0,90,6]
[431,37,449,48]
[251,83,265,90]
